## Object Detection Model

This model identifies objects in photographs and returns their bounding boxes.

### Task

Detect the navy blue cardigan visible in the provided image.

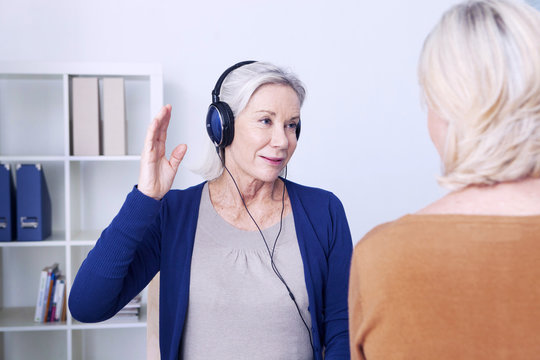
[69,180,352,359]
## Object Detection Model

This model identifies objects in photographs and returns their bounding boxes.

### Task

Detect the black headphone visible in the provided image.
[206,60,301,149]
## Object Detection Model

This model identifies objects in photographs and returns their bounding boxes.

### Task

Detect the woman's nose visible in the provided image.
[270,125,289,148]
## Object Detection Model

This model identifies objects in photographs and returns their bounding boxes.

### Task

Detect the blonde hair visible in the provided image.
[196,61,306,180]
[418,0,540,189]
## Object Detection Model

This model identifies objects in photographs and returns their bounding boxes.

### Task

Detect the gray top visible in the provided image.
[180,183,313,360]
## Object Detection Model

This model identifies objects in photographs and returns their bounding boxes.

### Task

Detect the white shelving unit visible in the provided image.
[0,62,162,360]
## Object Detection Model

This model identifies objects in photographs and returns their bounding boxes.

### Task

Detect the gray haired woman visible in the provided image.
[70,61,352,360]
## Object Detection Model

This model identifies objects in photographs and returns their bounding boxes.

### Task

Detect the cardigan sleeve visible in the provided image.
[322,194,353,359]
[68,186,163,323]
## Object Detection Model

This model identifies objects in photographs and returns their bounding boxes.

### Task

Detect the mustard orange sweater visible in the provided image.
[349,214,540,360]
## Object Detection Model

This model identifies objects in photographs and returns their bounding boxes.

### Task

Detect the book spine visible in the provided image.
[44,271,57,322]
[61,286,67,322]
[53,278,65,322]
[40,269,52,322]
[72,77,100,155]
[51,277,58,322]
[103,78,126,155]
[33,269,48,322]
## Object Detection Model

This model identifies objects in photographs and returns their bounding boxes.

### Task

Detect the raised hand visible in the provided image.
[137,105,187,200]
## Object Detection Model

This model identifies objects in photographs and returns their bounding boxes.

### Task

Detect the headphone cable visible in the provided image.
[219,158,315,354]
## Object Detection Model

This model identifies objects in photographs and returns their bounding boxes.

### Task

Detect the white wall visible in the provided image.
[0,0,460,242]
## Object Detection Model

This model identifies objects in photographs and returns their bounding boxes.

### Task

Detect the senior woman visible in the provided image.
[349,0,540,359]
[69,61,352,360]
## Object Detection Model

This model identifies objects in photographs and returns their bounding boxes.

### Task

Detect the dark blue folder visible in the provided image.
[16,164,52,241]
[0,164,16,241]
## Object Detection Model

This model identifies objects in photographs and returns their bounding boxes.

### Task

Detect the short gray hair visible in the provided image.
[196,61,306,180]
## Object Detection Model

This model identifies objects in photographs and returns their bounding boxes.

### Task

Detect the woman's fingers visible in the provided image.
[142,118,158,154]
[155,104,172,145]
[169,144,188,173]
[143,105,172,158]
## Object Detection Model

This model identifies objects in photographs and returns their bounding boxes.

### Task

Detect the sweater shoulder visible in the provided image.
[285,179,341,205]
[163,181,206,202]
[355,216,414,250]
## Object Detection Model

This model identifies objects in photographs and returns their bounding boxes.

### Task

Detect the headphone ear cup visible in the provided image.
[206,101,235,148]
[220,102,235,148]
[206,103,223,146]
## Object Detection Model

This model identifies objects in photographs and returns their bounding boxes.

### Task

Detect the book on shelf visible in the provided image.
[71,77,100,156]
[34,263,66,323]
[43,265,59,322]
[34,263,57,322]
[50,275,65,322]
[16,163,52,241]
[0,163,16,241]
[102,77,127,156]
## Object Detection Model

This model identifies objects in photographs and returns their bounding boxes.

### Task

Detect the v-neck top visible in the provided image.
[180,183,313,360]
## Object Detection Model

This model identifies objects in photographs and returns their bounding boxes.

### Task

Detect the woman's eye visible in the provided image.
[260,118,271,125]
[287,122,298,129]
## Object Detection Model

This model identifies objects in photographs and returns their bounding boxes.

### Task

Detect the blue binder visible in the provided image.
[0,163,16,241]
[16,164,52,241]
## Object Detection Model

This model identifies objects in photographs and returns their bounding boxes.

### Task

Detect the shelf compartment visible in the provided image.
[0,161,66,240]
[72,325,146,360]
[0,75,65,157]
[67,75,151,157]
[1,247,66,308]
[69,161,138,237]
[1,326,67,359]
[0,307,67,332]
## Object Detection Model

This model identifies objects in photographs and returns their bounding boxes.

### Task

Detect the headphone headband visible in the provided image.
[211,60,256,103]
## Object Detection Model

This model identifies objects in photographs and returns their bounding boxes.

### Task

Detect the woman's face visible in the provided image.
[225,83,300,184]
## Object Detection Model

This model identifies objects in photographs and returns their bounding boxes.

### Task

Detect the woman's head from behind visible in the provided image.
[199,61,306,181]
[419,0,540,190]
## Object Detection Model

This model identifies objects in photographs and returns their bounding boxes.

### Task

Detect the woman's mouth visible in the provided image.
[260,156,284,166]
